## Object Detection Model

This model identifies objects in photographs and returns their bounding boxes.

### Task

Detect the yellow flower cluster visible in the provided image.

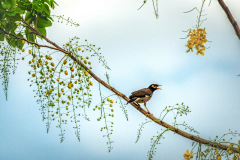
[184,150,193,160]
[186,28,207,56]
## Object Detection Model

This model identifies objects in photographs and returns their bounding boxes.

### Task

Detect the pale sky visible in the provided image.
[1,0,240,160]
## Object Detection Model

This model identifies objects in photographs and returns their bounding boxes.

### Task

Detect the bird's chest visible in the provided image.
[135,95,152,103]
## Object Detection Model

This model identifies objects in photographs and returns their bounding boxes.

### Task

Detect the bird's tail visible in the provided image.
[126,97,137,104]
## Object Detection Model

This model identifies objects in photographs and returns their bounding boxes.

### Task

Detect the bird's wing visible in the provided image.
[131,88,152,97]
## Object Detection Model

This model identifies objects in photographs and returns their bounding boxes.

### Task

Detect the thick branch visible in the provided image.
[0,18,239,154]
[218,0,240,40]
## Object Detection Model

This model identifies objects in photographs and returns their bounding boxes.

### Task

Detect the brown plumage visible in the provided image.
[127,84,162,116]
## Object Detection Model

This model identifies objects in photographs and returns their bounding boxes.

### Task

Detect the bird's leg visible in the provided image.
[144,102,152,117]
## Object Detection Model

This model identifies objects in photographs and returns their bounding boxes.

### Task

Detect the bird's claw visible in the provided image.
[145,112,153,117]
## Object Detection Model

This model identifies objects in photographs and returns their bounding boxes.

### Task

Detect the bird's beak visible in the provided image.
[157,85,162,90]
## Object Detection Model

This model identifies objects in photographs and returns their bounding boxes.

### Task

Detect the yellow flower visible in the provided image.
[22,40,25,44]
[66,42,69,45]
[90,82,93,86]
[57,78,59,81]
[65,70,68,75]
[200,152,204,156]
[196,49,204,56]
[202,28,207,34]
[22,49,25,52]
[187,29,197,38]
[78,47,81,51]
[29,50,32,54]
[218,156,221,160]
[110,100,113,103]
[215,150,219,155]
[184,150,193,160]
[236,153,239,157]
[110,104,113,107]
[107,98,110,101]
[186,48,193,52]
[71,67,74,72]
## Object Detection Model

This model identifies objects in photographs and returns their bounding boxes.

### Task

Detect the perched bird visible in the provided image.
[127,84,162,116]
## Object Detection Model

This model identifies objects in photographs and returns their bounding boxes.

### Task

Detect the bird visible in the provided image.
[127,84,162,116]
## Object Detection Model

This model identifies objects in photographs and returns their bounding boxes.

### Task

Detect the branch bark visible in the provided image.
[0,17,239,154]
[218,0,240,40]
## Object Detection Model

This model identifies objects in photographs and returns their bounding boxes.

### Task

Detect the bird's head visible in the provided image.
[148,84,162,92]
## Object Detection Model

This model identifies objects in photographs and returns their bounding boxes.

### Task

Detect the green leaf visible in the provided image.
[25,11,31,21]
[10,0,16,9]
[25,27,36,42]
[45,0,58,9]
[36,27,46,37]
[5,10,16,16]
[5,12,21,23]
[0,29,5,41]
[37,16,52,28]
[6,35,16,47]
[0,12,4,20]
[17,0,32,11]
[26,16,32,24]
[11,12,21,21]
[32,0,44,13]
[15,33,23,49]
[43,3,50,16]
[5,22,17,33]
[1,0,11,9]
[15,6,25,14]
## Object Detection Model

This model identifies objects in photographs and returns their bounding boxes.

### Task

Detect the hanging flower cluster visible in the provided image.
[186,28,207,56]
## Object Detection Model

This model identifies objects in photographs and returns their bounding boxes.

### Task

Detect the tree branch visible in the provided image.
[0,18,239,154]
[0,27,64,52]
[218,0,240,40]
